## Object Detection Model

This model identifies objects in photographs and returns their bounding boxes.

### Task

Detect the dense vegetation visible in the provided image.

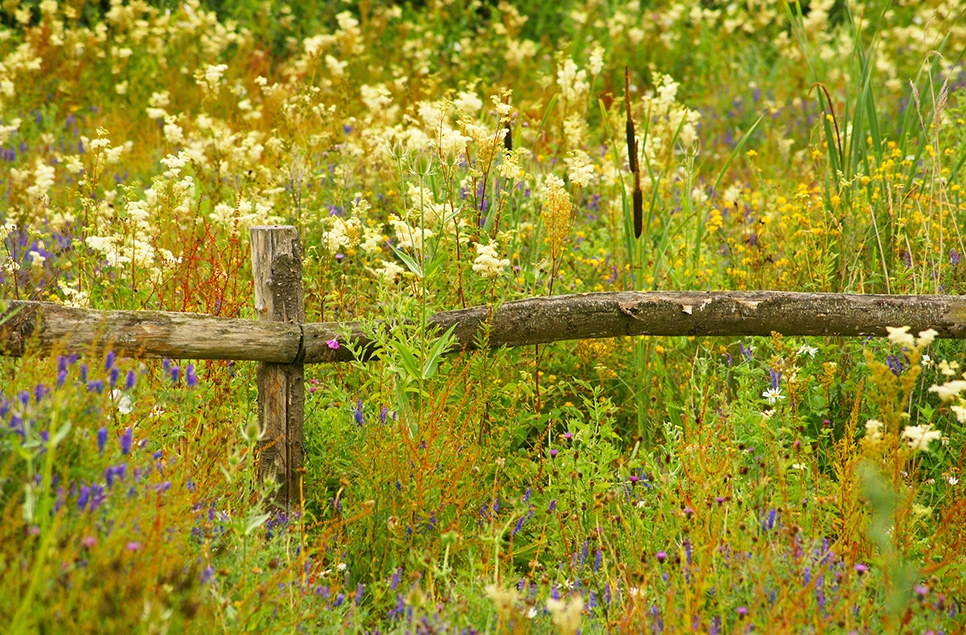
[1,0,965,632]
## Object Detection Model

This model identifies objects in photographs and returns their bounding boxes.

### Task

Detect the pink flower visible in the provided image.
[327,339,340,350]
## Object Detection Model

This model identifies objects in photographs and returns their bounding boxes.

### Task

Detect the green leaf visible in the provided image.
[245,513,271,536]
[391,339,421,381]
[390,244,423,278]
[51,422,72,447]
[422,324,457,380]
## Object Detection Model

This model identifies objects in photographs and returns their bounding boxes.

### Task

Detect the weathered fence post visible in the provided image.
[250,226,305,510]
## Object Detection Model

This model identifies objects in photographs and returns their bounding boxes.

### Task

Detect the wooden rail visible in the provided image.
[4,291,966,362]
[4,225,966,508]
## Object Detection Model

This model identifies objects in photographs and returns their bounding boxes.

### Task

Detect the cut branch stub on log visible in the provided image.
[251,226,305,511]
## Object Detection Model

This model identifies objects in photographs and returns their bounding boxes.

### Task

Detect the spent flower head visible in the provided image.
[541,175,574,260]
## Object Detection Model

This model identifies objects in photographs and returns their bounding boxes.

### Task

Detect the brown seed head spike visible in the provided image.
[625,67,637,176]
[503,121,512,151]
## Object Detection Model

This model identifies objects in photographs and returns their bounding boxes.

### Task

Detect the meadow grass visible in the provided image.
[1,0,966,632]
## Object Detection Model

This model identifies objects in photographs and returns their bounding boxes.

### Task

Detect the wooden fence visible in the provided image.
[4,225,966,508]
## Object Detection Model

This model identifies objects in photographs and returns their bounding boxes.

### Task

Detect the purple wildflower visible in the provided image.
[120,427,132,455]
[186,364,197,387]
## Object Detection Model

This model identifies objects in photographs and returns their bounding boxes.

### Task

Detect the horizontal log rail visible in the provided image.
[3,291,966,363]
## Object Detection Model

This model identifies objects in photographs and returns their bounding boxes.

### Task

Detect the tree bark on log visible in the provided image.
[302,291,966,362]
[4,292,966,364]
[0,300,301,361]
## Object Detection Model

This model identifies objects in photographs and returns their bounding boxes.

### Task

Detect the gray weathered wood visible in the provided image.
[251,226,305,510]
[0,301,301,361]
[4,292,966,365]
[301,291,966,362]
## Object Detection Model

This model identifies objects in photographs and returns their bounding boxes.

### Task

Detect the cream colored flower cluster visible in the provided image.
[637,73,700,165]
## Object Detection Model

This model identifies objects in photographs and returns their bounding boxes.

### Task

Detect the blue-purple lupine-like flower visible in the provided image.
[105,464,126,488]
[105,351,115,370]
[120,427,132,455]
[354,398,364,426]
[739,342,753,361]
[186,364,198,387]
[78,483,105,511]
[887,355,903,376]
[125,370,136,390]
[97,427,108,453]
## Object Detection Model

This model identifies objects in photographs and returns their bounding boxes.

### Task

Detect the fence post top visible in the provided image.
[250,225,297,232]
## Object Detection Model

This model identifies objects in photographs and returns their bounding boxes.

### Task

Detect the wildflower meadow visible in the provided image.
[2,0,966,632]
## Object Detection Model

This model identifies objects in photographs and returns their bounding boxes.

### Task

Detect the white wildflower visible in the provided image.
[939,360,960,377]
[472,242,509,279]
[163,116,184,145]
[453,90,483,115]
[546,594,584,635]
[900,424,942,452]
[197,63,228,95]
[722,183,742,207]
[28,250,46,268]
[796,343,819,357]
[864,419,884,443]
[111,389,134,415]
[499,150,526,182]
[928,380,966,403]
[762,387,784,405]
[565,150,595,187]
[916,328,938,347]
[885,326,915,348]
[438,126,470,161]
[325,54,348,76]
[588,44,604,76]
[556,59,588,105]
[374,260,405,283]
